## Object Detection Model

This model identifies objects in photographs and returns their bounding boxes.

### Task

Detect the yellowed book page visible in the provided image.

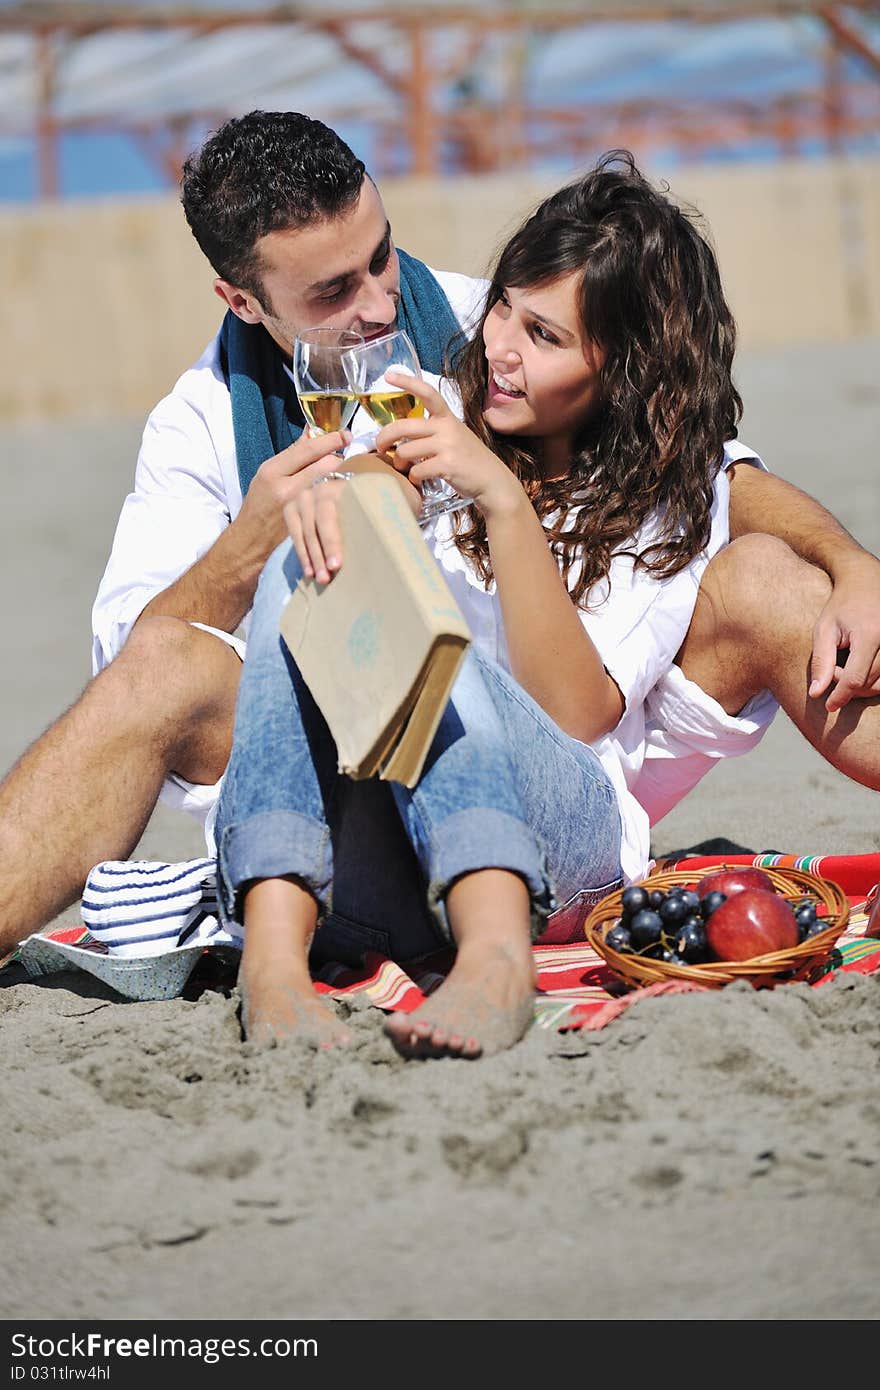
[379,636,470,787]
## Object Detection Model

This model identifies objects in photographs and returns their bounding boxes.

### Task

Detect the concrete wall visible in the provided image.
[2,156,879,424]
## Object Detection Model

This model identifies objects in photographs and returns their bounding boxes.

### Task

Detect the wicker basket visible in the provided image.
[584,865,849,990]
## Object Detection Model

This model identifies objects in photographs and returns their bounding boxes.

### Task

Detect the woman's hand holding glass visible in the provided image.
[377,372,525,524]
[343,329,473,522]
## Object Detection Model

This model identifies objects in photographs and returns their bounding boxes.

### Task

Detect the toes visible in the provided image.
[383,1012,483,1060]
[384,1028,428,1059]
[318,1027,355,1050]
[382,1016,421,1055]
[383,1013,415,1042]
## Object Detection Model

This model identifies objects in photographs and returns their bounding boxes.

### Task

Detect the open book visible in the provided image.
[279,473,472,788]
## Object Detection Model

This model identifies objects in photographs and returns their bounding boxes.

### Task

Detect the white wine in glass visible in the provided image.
[344,329,472,522]
[356,388,425,431]
[291,328,364,437]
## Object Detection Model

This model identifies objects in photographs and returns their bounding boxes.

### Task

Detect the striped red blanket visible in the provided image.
[311,852,880,1032]
[4,851,879,1031]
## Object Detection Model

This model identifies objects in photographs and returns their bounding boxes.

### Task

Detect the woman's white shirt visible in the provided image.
[349,374,762,881]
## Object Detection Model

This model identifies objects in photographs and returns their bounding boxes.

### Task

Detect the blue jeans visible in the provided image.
[215,541,623,966]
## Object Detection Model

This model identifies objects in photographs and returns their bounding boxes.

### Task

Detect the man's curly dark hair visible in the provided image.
[181,110,366,308]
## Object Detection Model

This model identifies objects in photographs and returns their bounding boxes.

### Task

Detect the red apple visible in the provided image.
[705,888,799,961]
[695,866,775,899]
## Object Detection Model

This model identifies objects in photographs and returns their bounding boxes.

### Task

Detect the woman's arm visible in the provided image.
[484,494,625,741]
[379,374,624,744]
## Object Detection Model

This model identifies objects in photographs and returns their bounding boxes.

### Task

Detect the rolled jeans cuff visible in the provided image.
[217,809,333,930]
[422,808,557,945]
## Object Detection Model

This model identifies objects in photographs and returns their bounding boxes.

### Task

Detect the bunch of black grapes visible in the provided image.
[605,885,826,965]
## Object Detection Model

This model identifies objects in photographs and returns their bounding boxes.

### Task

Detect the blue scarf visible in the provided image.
[220,248,463,497]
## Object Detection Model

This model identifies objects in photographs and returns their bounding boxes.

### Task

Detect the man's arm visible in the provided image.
[137,431,343,633]
[140,446,417,630]
[727,462,880,710]
[94,325,456,668]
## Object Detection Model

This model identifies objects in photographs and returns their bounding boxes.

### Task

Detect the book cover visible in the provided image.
[279,473,472,787]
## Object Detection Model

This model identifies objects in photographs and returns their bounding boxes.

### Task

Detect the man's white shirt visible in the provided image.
[91,268,486,676]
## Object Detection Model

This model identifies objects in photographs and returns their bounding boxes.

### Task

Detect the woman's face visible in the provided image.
[481,271,605,475]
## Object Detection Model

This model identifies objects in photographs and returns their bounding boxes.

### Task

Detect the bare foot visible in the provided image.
[383,938,536,1059]
[240,964,354,1049]
[237,877,353,1048]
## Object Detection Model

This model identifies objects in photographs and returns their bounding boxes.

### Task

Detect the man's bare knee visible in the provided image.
[699,534,830,642]
[110,616,241,781]
[679,535,831,716]
[117,617,238,708]
[121,613,211,670]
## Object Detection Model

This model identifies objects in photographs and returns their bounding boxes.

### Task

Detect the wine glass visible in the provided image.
[291,328,364,437]
[343,329,472,522]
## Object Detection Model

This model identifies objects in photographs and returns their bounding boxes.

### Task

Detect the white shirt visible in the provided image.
[348,376,762,881]
[429,444,762,881]
[91,267,486,675]
[91,268,762,880]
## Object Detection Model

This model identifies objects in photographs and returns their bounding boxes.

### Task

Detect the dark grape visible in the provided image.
[795,902,818,941]
[679,890,702,915]
[802,919,826,940]
[700,890,727,919]
[644,941,668,959]
[629,909,663,948]
[606,923,634,953]
[620,886,650,919]
[658,894,689,928]
[676,919,709,963]
[649,889,666,910]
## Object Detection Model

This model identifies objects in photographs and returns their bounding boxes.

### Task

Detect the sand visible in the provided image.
[1,337,878,1321]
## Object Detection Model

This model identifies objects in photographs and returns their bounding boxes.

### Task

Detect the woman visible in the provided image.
[214,152,761,1058]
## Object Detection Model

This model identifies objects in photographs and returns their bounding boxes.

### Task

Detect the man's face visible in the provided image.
[214,178,401,355]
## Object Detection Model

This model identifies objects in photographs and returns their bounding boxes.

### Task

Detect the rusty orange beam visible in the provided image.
[35,29,59,199]
[825,25,845,153]
[819,5,880,78]
[320,18,408,99]
[6,4,880,36]
[407,22,435,176]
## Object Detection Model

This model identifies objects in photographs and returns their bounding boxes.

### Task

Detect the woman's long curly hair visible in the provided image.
[450,151,742,607]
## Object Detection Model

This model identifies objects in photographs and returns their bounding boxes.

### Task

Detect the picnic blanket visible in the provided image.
[3,851,879,1032]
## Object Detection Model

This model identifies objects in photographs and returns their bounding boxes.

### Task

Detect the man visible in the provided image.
[91,109,482,838]
[0,110,876,960]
